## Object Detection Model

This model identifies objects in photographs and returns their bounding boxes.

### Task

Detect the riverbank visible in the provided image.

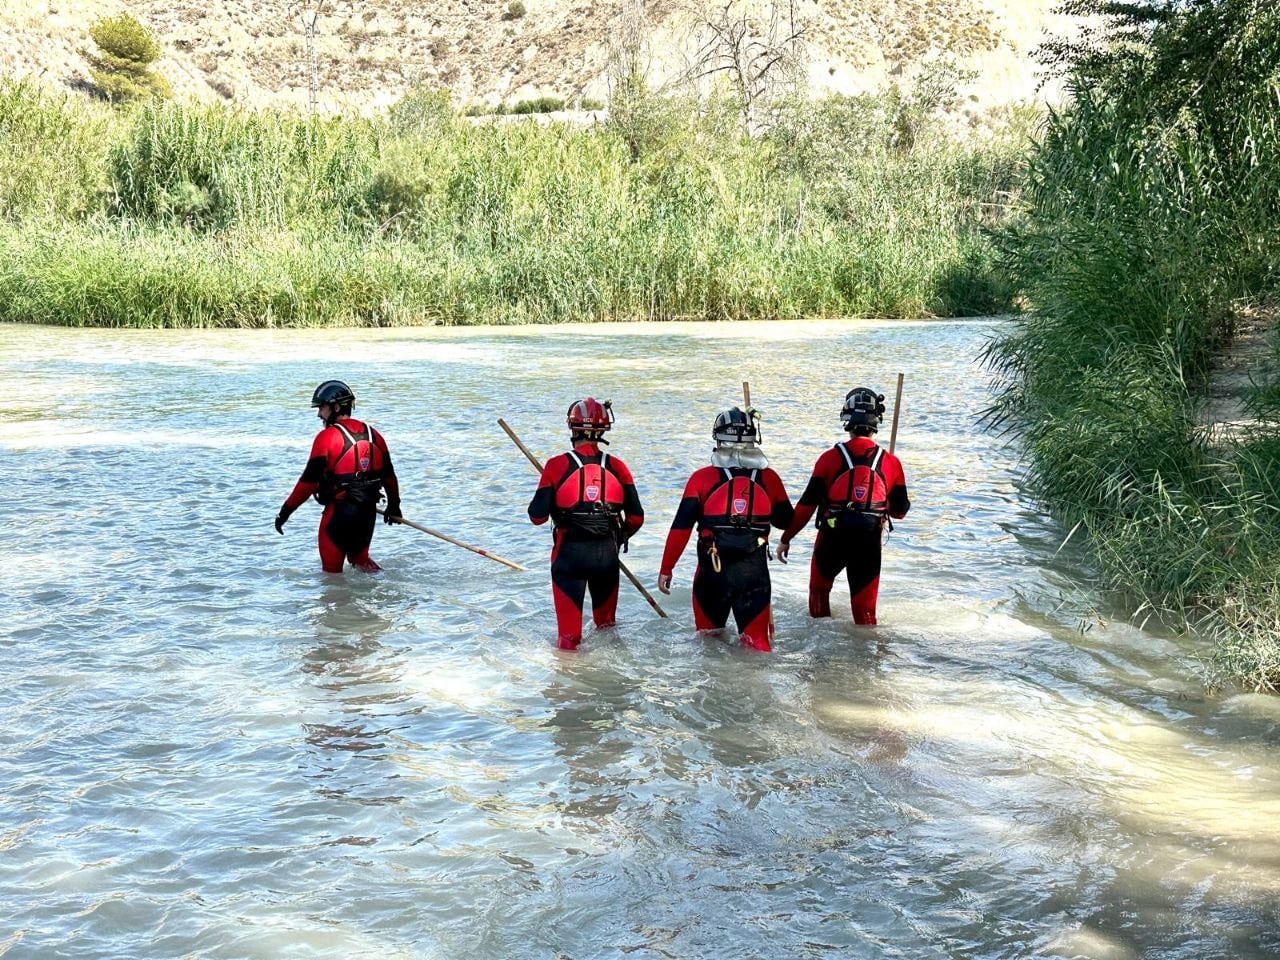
[985,0,1280,691]
[0,82,1027,327]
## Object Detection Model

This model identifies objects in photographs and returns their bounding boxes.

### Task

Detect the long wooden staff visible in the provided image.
[497,418,668,619]
[889,372,905,455]
[743,380,776,632]
[377,508,527,571]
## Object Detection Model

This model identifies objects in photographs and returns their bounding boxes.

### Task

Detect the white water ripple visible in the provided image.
[1,320,1278,959]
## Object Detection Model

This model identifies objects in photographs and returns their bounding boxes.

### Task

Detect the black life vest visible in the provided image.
[818,442,888,532]
[552,450,624,539]
[317,421,385,507]
[701,468,771,560]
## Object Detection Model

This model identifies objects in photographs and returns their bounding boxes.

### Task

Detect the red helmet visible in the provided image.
[566,397,614,432]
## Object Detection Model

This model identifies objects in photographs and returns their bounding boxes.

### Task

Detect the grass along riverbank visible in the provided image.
[0,81,1027,327]
[985,0,1280,691]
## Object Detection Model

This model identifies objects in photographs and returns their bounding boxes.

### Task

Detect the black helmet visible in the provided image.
[312,380,355,409]
[713,407,761,445]
[840,387,885,433]
[311,380,355,424]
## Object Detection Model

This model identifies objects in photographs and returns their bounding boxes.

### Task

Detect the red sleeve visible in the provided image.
[660,469,711,576]
[528,453,567,525]
[781,450,838,541]
[283,430,332,511]
[610,456,645,537]
[882,451,910,519]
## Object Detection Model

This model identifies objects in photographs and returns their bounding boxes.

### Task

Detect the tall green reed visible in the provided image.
[987,0,1280,689]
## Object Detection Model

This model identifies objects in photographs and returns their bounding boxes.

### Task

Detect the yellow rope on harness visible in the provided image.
[709,543,722,573]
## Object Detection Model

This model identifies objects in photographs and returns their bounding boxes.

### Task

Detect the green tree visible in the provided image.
[85,14,171,102]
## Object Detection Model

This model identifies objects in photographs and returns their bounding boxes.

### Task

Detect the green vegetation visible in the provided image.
[986,0,1280,690]
[85,13,171,102]
[465,95,567,116]
[0,79,1026,329]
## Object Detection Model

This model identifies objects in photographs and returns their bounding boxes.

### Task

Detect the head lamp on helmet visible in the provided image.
[840,386,885,433]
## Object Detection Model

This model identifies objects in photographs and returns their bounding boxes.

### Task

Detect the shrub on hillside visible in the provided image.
[85,14,171,102]
[501,2,527,21]
[388,87,455,136]
[509,96,564,115]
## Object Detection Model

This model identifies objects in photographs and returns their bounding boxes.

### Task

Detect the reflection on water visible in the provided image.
[2,320,1279,959]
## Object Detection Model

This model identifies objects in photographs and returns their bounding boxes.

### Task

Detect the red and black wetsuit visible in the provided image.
[281,418,400,573]
[781,436,909,625]
[528,442,644,650]
[660,465,793,652]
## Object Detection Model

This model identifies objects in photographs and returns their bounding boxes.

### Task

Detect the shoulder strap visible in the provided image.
[566,451,583,469]
[836,442,855,470]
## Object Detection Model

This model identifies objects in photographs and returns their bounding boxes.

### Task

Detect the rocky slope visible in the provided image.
[1,0,1068,113]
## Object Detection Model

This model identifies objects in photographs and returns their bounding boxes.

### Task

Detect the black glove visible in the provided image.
[274,504,294,534]
[383,501,403,525]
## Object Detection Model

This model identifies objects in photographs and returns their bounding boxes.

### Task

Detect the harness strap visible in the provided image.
[332,420,373,450]
[836,442,855,471]
[865,449,883,510]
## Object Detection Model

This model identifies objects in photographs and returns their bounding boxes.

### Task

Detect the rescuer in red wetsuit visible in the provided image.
[777,387,910,625]
[528,398,644,650]
[658,408,794,652]
[275,380,402,573]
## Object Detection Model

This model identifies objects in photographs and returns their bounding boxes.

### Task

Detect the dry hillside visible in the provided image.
[0,0,1068,113]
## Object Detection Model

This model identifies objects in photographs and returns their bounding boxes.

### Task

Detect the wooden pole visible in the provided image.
[377,508,527,572]
[497,418,668,619]
[742,380,774,633]
[889,372,904,455]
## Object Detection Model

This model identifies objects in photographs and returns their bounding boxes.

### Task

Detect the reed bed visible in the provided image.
[986,0,1280,689]
[0,81,1025,328]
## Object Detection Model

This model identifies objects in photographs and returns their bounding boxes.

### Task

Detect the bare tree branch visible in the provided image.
[678,0,809,130]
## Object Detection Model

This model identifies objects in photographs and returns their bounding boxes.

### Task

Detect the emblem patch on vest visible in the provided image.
[359,456,371,470]
[853,485,868,500]
[733,497,748,514]
[585,484,600,501]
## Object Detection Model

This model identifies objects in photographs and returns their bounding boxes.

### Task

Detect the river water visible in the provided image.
[2,320,1278,959]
